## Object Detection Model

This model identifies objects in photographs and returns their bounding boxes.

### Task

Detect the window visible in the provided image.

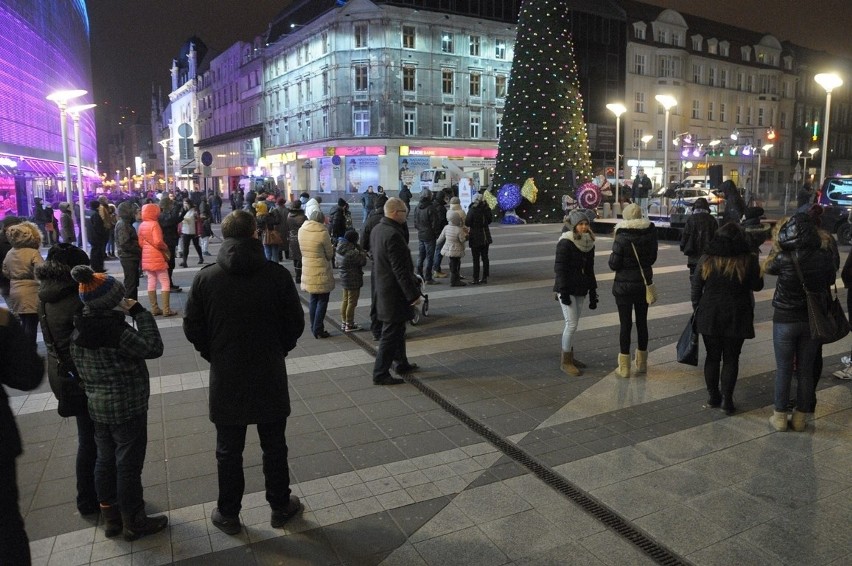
[741,46,751,61]
[656,129,663,150]
[737,72,745,91]
[746,106,753,126]
[496,114,502,138]
[656,29,668,43]
[322,109,329,138]
[708,39,718,55]
[403,109,416,136]
[441,31,453,53]
[284,86,289,107]
[284,122,289,144]
[469,35,480,56]
[780,111,787,129]
[708,101,714,121]
[353,107,370,136]
[442,70,454,94]
[403,67,416,92]
[495,39,506,60]
[692,100,701,119]
[322,71,329,96]
[305,76,312,101]
[633,23,646,40]
[470,114,481,138]
[634,54,646,75]
[634,91,645,113]
[720,69,728,88]
[758,107,765,126]
[354,24,368,48]
[691,36,702,51]
[708,67,716,87]
[306,118,312,140]
[736,105,742,124]
[322,32,329,54]
[658,55,680,78]
[747,75,754,93]
[495,75,507,98]
[693,64,702,84]
[354,65,368,91]
[720,103,727,123]
[403,26,415,49]
[469,72,481,97]
[442,113,454,137]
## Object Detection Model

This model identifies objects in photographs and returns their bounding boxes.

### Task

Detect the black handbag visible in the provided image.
[793,253,850,344]
[41,305,88,417]
[676,313,699,366]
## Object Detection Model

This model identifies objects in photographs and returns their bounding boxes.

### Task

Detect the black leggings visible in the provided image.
[617,302,649,354]
[181,234,203,264]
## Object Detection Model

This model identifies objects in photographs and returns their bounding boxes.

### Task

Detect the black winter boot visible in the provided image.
[122,507,168,541]
[100,503,123,538]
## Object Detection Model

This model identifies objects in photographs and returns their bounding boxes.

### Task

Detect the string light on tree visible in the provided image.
[492,0,592,223]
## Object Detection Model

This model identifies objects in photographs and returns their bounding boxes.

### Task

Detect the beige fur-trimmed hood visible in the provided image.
[6,221,42,249]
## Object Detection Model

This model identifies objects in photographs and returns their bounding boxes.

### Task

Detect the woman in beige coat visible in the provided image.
[2,221,43,346]
[298,209,335,338]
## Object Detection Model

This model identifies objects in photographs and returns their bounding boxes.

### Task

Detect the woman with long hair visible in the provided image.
[691,223,763,413]
[179,199,204,268]
[608,203,657,378]
[763,213,837,431]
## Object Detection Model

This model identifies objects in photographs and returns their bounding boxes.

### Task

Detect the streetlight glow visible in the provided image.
[655,95,677,193]
[47,88,87,223]
[67,103,96,251]
[814,72,843,184]
[606,103,627,207]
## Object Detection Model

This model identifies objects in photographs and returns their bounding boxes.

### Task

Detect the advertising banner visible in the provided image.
[346,156,379,193]
[398,156,431,193]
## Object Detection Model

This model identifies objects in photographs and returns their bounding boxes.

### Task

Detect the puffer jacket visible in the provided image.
[2,222,43,314]
[608,218,658,303]
[554,230,596,297]
[298,219,335,294]
[36,260,84,399]
[59,204,75,244]
[465,202,493,248]
[413,197,437,241]
[680,209,717,267]
[115,201,142,260]
[138,203,169,272]
[181,207,198,235]
[287,208,307,261]
[763,214,837,315]
[157,198,181,247]
[336,239,367,290]
[436,211,467,258]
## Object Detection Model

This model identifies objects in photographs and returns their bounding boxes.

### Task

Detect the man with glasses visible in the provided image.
[370,198,422,385]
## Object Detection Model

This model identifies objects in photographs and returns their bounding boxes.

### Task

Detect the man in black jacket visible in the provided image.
[88,200,108,272]
[184,210,305,534]
[370,198,422,385]
[413,191,438,285]
[0,307,44,563]
[157,195,182,292]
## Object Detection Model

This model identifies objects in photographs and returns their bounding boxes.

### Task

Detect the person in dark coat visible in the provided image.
[360,186,377,225]
[410,191,436,286]
[465,193,493,284]
[430,192,449,278]
[336,229,368,332]
[183,209,305,535]
[0,216,23,299]
[796,182,814,208]
[398,184,412,210]
[741,207,770,254]
[680,197,718,276]
[157,195,182,292]
[691,223,764,414]
[631,168,652,217]
[370,198,422,385]
[763,214,837,432]
[115,201,142,300]
[0,306,44,564]
[608,203,658,378]
[287,201,307,283]
[719,180,745,225]
[554,209,598,376]
[58,202,76,244]
[88,199,108,272]
[36,244,98,516]
[361,193,388,254]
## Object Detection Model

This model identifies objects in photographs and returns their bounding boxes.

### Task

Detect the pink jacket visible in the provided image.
[138,203,169,271]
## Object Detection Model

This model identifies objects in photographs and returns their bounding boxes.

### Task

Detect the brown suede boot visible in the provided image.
[571,349,586,369]
[147,291,162,316]
[162,291,178,317]
[560,351,581,376]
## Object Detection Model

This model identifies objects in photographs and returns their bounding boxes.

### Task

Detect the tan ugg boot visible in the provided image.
[162,291,178,317]
[615,353,631,378]
[634,350,648,374]
[560,351,581,376]
[790,410,809,432]
[769,410,788,432]
[147,291,162,316]
[571,349,586,369]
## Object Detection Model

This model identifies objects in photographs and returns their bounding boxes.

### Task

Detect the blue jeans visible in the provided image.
[559,294,585,352]
[773,320,820,412]
[93,414,148,515]
[264,244,279,262]
[309,293,330,336]
[215,421,291,516]
[417,239,436,281]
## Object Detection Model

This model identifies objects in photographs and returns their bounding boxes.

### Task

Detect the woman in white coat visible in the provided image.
[298,209,335,338]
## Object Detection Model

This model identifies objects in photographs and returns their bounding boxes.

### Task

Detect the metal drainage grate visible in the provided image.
[345,327,692,566]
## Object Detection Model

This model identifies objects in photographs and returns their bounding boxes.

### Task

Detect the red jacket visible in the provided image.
[138,204,169,272]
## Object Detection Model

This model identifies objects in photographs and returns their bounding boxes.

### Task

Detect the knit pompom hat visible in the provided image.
[622,203,642,220]
[71,265,126,310]
[566,209,589,231]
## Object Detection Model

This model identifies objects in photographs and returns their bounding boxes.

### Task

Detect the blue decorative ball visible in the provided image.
[497,183,522,211]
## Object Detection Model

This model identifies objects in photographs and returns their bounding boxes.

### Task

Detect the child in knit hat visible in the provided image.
[335,229,367,332]
[69,265,169,541]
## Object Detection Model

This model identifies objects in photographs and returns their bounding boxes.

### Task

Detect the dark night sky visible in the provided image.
[86,0,852,161]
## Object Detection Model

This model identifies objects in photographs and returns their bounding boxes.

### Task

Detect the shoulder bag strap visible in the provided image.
[630,242,650,287]
[791,251,808,292]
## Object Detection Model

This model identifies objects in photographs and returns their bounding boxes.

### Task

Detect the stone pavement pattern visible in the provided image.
[6,216,852,565]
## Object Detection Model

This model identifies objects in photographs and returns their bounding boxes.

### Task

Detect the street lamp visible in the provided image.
[159,139,170,193]
[814,72,843,184]
[637,134,653,178]
[606,103,626,206]
[803,147,819,185]
[704,139,721,186]
[756,143,774,200]
[67,103,96,251]
[46,89,87,210]
[655,95,678,191]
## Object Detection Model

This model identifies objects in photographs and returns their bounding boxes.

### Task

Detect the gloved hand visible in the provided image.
[560,293,572,306]
[588,290,599,310]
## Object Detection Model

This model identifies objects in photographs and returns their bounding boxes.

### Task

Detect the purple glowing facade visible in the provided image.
[0,0,95,216]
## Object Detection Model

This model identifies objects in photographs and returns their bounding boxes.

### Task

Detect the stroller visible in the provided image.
[410,273,430,326]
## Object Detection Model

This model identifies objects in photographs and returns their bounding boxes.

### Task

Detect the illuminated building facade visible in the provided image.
[0,0,96,216]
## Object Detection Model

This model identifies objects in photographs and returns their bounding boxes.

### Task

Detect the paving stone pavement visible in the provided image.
[5,211,852,565]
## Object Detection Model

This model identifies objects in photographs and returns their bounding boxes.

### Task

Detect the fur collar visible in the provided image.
[614,218,652,232]
[559,230,595,253]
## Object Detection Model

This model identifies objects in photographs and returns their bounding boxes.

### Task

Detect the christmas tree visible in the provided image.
[493,0,592,223]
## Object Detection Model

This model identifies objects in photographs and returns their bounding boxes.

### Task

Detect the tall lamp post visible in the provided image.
[655,95,678,191]
[704,139,721,186]
[67,103,96,251]
[756,143,774,200]
[814,72,843,185]
[636,134,653,179]
[159,139,170,194]
[606,103,626,205]
[46,89,87,209]
[803,147,819,185]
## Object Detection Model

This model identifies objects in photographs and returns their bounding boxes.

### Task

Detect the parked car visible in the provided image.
[650,187,714,211]
[815,175,852,244]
